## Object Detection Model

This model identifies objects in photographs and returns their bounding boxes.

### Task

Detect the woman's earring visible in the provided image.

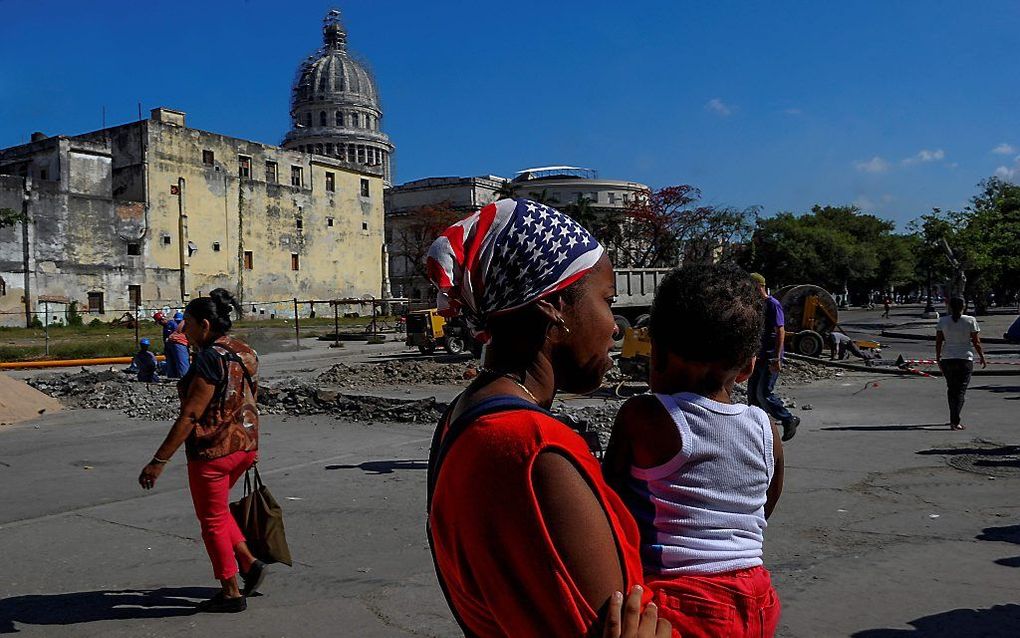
[557,317,571,334]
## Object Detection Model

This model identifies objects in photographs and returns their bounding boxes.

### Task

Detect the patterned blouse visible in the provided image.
[180,335,259,461]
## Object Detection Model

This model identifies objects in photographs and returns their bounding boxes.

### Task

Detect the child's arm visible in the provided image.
[603,395,682,491]
[765,418,784,519]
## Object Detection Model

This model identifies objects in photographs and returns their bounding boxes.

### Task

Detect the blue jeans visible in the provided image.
[165,342,191,378]
[747,358,793,423]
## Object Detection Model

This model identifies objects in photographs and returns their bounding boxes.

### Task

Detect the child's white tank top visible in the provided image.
[623,392,774,575]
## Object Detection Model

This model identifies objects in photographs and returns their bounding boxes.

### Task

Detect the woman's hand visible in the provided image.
[138,461,164,490]
[602,586,671,638]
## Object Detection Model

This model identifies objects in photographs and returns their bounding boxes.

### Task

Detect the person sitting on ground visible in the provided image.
[828,330,874,362]
[936,296,986,431]
[138,288,266,613]
[426,198,672,637]
[132,338,159,382]
[605,264,785,638]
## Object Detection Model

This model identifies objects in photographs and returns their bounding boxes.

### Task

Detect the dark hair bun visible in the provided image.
[209,288,241,321]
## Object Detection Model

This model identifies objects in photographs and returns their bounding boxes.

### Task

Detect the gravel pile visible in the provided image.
[317,360,476,390]
[29,369,446,425]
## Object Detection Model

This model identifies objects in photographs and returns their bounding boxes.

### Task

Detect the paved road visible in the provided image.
[2,320,1019,636]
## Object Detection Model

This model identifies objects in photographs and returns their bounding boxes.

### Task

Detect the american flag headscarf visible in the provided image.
[426,198,605,340]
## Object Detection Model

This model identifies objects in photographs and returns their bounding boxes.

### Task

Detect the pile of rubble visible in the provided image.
[317,360,476,390]
[28,369,445,425]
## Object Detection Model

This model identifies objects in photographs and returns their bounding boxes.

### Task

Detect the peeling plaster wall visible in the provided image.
[0,117,385,326]
[145,120,384,313]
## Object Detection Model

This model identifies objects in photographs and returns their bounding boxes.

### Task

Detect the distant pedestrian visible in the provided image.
[747,273,800,441]
[882,296,892,319]
[132,338,159,382]
[138,288,265,613]
[935,297,987,430]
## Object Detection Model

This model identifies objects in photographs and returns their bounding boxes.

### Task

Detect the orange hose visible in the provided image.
[0,355,166,369]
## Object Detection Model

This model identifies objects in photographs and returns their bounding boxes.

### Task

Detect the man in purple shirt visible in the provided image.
[747,273,799,441]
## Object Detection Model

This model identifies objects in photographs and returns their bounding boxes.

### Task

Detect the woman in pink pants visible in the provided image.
[139,288,265,613]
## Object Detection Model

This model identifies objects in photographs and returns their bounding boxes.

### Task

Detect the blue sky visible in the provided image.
[2,0,1018,229]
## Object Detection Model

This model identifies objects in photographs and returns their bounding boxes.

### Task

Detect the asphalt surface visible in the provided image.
[2,307,1019,637]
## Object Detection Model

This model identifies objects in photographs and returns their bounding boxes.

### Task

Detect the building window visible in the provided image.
[335,111,342,126]
[243,251,254,270]
[326,217,334,227]
[87,292,104,314]
[325,171,335,192]
[608,192,617,205]
[40,169,48,180]
[350,113,359,128]
[127,242,141,256]
[291,253,300,271]
[326,143,333,156]
[161,234,171,246]
[212,241,221,252]
[291,166,303,187]
[360,178,370,197]
[319,111,327,126]
[362,221,368,231]
[296,217,303,230]
[316,144,324,155]
[128,285,141,309]
[203,150,214,165]
[304,112,312,127]
[0,276,5,296]
[357,146,365,164]
[265,161,278,184]
[238,155,252,179]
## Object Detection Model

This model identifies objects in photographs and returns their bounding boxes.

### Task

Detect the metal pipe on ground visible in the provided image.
[0,355,166,370]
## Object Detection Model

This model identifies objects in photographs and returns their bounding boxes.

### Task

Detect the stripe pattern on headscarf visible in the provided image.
[426,198,604,339]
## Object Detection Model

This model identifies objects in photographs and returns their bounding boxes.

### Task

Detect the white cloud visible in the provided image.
[782,108,802,116]
[992,143,1015,155]
[854,156,890,173]
[995,160,1020,182]
[704,98,733,117]
[853,195,875,210]
[902,149,945,165]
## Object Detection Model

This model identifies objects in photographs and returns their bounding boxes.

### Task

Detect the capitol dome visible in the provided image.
[283,9,394,185]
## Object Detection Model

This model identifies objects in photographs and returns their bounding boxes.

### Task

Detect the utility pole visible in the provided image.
[176,177,189,302]
[21,178,32,328]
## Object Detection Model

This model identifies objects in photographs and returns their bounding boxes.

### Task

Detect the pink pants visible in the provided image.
[187,450,257,579]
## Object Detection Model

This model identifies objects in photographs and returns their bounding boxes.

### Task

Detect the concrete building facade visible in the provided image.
[508,166,648,212]
[0,108,385,327]
[384,175,507,300]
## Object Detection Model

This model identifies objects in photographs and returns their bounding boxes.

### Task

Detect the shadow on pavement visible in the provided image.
[977,524,1020,570]
[851,604,1020,637]
[971,384,1020,400]
[917,445,1020,457]
[0,587,210,633]
[820,424,947,432]
[325,459,428,474]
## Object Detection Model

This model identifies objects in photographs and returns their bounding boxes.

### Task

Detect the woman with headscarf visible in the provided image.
[425,199,671,637]
[936,296,987,430]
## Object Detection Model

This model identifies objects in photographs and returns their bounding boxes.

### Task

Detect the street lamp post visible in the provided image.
[924,266,935,314]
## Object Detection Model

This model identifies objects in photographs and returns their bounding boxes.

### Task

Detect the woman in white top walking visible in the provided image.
[935,297,987,430]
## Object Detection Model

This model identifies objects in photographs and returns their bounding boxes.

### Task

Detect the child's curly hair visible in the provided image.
[650,264,765,372]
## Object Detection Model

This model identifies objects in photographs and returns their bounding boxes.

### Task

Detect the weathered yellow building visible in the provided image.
[0,108,386,326]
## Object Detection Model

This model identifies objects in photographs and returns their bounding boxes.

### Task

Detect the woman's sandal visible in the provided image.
[951,423,967,431]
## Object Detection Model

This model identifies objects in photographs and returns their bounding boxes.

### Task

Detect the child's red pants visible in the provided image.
[187,450,257,579]
[648,565,780,638]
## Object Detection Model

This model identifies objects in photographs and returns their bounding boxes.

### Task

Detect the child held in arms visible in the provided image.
[605,264,785,638]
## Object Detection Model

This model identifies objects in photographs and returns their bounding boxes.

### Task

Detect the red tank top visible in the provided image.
[429,405,650,637]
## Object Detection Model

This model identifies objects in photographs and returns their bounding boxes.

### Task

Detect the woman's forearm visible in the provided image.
[153,417,196,461]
